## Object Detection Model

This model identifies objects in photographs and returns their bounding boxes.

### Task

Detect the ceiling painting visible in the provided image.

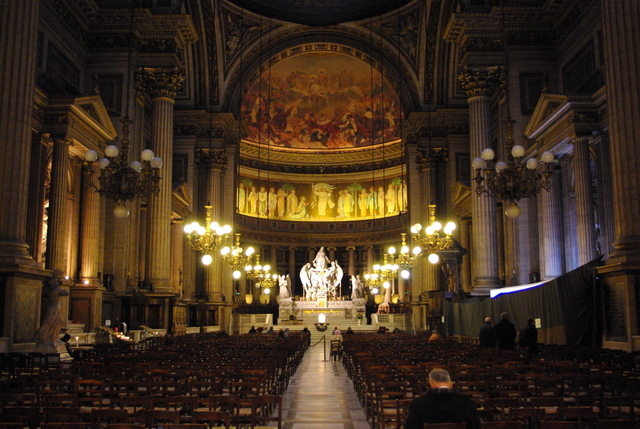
[240,52,403,150]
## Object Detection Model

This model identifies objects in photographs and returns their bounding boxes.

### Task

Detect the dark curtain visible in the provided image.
[556,256,603,346]
[444,257,603,346]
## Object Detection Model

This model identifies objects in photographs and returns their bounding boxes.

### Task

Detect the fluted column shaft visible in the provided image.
[171,220,184,296]
[288,247,297,295]
[26,136,47,262]
[538,173,564,279]
[136,68,183,293]
[460,218,471,291]
[79,163,101,282]
[347,246,355,276]
[573,137,597,265]
[144,96,175,292]
[460,67,503,294]
[418,153,440,293]
[602,1,640,256]
[0,0,39,263]
[205,163,224,302]
[221,145,236,302]
[596,136,615,257]
[47,139,70,275]
[468,95,500,291]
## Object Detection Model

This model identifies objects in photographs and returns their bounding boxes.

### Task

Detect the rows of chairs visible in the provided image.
[341,334,640,429]
[1,332,304,428]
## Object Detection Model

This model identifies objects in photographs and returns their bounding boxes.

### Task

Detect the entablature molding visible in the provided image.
[444,8,552,45]
[524,92,605,157]
[41,95,118,153]
[88,8,198,51]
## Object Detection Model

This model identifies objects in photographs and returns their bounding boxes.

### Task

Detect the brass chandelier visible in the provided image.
[386,233,421,279]
[411,204,456,264]
[84,117,162,218]
[364,253,397,294]
[244,253,278,294]
[183,205,232,265]
[220,233,255,279]
[472,117,555,218]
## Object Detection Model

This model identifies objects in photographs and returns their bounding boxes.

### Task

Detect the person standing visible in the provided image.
[518,318,538,355]
[494,312,517,350]
[404,368,480,429]
[479,317,497,348]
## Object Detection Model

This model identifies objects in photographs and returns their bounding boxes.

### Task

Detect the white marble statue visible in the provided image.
[300,247,344,300]
[34,274,70,356]
[279,274,292,299]
[351,274,364,299]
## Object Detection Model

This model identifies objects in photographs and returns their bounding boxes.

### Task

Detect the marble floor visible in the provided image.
[281,341,371,429]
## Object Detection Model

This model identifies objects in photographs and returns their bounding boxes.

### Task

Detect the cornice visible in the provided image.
[238,139,405,174]
[236,212,407,246]
[87,8,198,51]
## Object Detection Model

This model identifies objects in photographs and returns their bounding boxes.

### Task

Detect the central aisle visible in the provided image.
[281,339,371,429]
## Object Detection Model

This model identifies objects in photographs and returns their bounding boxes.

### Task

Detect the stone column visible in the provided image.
[416,149,442,293]
[26,136,47,263]
[573,137,597,265]
[537,172,564,279]
[347,246,356,276]
[595,135,615,257]
[46,139,71,276]
[79,163,101,284]
[221,144,237,303]
[0,0,40,265]
[366,246,374,273]
[137,68,183,293]
[204,150,228,303]
[171,220,184,297]
[288,247,297,295]
[459,218,471,292]
[73,162,103,332]
[598,0,640,350]
[459,67,504,295]
[327,247,336,262]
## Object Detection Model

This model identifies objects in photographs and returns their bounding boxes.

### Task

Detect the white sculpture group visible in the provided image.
[299,247,344,300]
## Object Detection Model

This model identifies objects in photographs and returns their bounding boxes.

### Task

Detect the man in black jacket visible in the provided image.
[479,316,497,348]
[494,312,517,350]
[404,368,480,429]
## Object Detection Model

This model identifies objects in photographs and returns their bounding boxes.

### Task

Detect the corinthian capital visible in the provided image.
[135,67,184,100]
[458,66,505,98]
[416,147,448,171]
[196,149,228,172]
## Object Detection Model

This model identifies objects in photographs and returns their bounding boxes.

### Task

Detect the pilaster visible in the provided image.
[598,0,640,351]
[573,137,597,265]
[538,172,564,279]
[47,139,71,276]
[0,0,40,265]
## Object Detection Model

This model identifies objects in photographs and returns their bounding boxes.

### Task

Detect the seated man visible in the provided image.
[404,368,480,429]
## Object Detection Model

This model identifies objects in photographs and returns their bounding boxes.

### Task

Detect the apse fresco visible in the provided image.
[241,53,403,149]
[237,176,407,221]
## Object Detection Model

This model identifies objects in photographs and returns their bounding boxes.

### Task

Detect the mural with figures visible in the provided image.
[241,52,403,149]
[237,176,407,221]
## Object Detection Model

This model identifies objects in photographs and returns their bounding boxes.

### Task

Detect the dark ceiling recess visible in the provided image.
[226,0,414,26]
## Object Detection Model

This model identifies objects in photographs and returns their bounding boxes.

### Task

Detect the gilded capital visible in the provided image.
[135,67,184,100]
[458,66,505,98]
